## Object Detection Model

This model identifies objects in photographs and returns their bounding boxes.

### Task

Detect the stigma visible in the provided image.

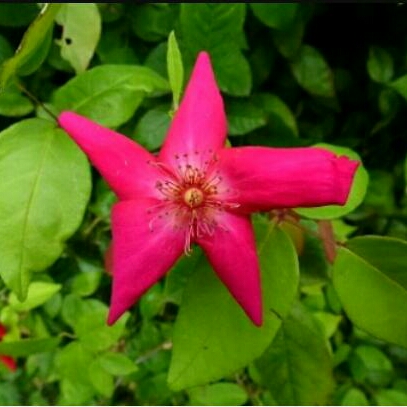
[184,187,204,208]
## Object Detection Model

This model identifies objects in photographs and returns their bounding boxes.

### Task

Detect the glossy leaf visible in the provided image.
[296,143,368,219]
[252,302,334,405]
[52,64,169,127]
[333,236,407,348]
[168,221,299,390]
[0,4,61,89]
[56,3,101,74]
[167,31,184,110]
[180,4,251,96]
[250,4,298,30]
[290,44,335,98]
[0,119,91,299]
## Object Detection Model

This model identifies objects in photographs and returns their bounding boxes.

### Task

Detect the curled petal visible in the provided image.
[197,212,262,326]
[58,112,161,200]
[108,199,185,324]
[159,52,227,168]
[218,146,359,212]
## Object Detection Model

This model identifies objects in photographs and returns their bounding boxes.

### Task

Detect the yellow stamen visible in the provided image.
[184,187,204,208]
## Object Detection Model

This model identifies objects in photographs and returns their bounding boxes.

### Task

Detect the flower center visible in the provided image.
[183,187,204,208]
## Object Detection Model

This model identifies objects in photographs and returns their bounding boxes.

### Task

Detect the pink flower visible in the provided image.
[58,52,359,326]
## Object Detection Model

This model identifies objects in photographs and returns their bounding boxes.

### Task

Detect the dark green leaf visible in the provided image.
[367,46,394,84]
[0,4,38,27]
[252,302,334,405]
[290,44,335,98]
[0,119,91,299]
[251,4,298,30]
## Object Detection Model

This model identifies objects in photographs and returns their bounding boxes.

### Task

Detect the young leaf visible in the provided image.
[0,119,91,299]
[55,3,102,74]
[0,4,61,90]
[333,236,407,348]
[168,222,299,390]
[52,64,169,127]
[167,31,184,110]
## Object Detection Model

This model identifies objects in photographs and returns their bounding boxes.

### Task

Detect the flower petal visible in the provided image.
[218,146,360,212]
[159,52,227,167]
[107,199,185,324]
[58,111,161,200]
[0,355,17,371]
[197,212,262,326]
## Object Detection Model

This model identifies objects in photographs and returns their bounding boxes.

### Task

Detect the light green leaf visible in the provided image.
[226,98,267,136]
[89,359,114,397]
[341,388,369,406]
[187,383,248,406]
[333,236,407,348]
[180,4,251,96]
[0,119,91,299]
[55,3,101,74]
[367,46,393,84]
[52,64,169,127]
[290,44,335,98]
[168,221,299,390]
[375,389,407,406]
[0,337,60,357]
[296,143,368,219]
[250,4,298,30]
[71,271,102,297]
[9,281,61,312]
[167,31,184,110]
[0,4,61,90]
[252,302,334,405]
[98,352,138,376]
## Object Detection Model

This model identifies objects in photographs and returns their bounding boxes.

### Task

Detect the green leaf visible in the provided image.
[362,170,395,214]
[252,302,334,405]
[187,383,248,406]
[134,107,171,151]
[290,44,335,98]
[333,236,407,348]
[0,4,38,27]
[390,74,407,102]
[296,143,369,219]
[9,282,61,312]
[98,352,138,376]
[375,389,407,406]
[341,388,369,406]
[0,119,91,299]
[168,221,299,390]
[180,4,251,96]
[0,337,60,357]
[0,4,61,90]
[349,345,393,387]
[250,4,298,30]
[367,46,394,84]
[167,31,184,110]
[226,98,267,136]
[89,359,114,397]
[254,93,299,141]
[0,87,33,117]
[0,34,13,63]
[55,3,101,74]
[52,64,169,127]
[71,271,102,297]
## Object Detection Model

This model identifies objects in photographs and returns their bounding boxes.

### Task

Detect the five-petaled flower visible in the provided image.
[58,52,359,326]
[0,324,17,372]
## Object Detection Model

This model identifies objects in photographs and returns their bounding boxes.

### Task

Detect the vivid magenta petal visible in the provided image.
[159,52,227,167]
[197,212,262,326]
[58,111,161,200]
[218,147,359,212]
[107,199,185,324]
